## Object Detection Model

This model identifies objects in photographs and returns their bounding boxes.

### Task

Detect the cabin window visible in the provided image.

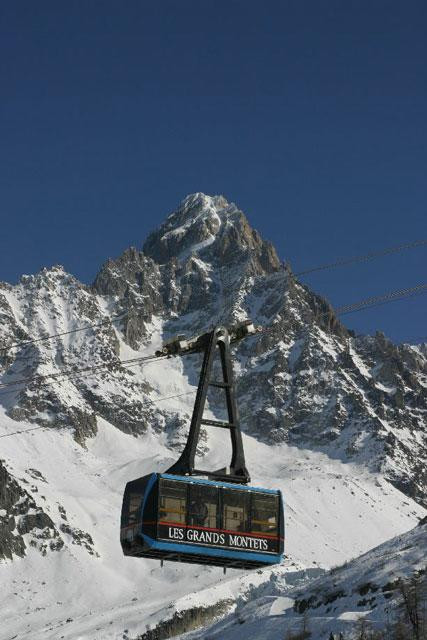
[188,484,218,528]
[128,493,142,525]
[159,480,187,525]
[222,489,250,533]
[251,493,278,535]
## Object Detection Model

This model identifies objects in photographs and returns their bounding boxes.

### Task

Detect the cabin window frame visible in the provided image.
[187,481,219,530]
[250,491,279,537]
[220,486,251,534]
[158,478,188,526]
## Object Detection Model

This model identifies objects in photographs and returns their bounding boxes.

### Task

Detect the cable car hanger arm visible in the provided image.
[163,323,258,484]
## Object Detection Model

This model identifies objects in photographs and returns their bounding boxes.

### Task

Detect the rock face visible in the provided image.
[0,461,63,559]
[142,193,280,274]
[134,600,233,640]
[0,192,426,516]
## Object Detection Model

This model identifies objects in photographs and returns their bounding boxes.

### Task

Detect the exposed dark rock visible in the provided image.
[133,599,232,640]
[72,409,98,446]
[17,511,55,534]
[59,523,98,556]
[0,460,63,560]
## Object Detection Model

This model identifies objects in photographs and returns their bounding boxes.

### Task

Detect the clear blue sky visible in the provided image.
[0,1,425,342]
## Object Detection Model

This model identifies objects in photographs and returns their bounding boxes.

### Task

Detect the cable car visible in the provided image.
[121,473,284,568]
[121,323,285,569]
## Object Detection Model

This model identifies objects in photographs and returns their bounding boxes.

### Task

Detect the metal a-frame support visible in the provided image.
[166,326,251,484]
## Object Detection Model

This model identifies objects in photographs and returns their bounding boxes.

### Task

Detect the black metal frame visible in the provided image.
[166,326,251,484]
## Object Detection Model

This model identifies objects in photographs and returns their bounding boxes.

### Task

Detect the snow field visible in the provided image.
[0,404,424,640]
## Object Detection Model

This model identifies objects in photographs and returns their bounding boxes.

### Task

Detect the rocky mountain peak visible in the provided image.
[92,193,282,320]
[142,192,281,274]
[142,193,234,263]
[17,265,79,293]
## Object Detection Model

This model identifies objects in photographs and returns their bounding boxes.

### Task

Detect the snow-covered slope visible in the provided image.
[0,193,426,639]
[183,520,427,640]
[0,408,424,640]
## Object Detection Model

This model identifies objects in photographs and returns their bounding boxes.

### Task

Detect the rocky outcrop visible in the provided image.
[133,599,233,640]
[0,461,63,560]
[93,248,163,346]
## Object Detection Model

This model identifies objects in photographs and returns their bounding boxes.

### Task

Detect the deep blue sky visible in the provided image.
[0,1,426,342]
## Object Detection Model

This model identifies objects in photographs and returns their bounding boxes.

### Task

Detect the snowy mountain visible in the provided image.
[0,193,426,639]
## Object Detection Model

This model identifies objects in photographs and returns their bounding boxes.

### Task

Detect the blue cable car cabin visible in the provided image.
[121,473,284,569]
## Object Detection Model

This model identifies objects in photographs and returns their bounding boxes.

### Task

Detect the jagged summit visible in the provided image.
[19,264,78,288]
[93,193,282,322]
[143,192,230,263]
[142,192,281,273]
